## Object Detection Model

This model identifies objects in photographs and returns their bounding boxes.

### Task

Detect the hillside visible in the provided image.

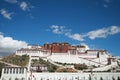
[1,54,29,67]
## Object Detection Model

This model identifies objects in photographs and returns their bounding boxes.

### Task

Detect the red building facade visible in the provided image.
[44,42,70,53]
[52,43,60,53]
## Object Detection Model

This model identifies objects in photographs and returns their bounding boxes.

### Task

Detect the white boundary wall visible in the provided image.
[27,72,120,80]
[1,69,120,80]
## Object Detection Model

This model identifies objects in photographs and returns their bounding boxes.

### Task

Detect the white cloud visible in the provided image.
[49,25,120,41]
[20,1,29,11]
[50,25,65,34]
[4,0,18,3]
[0,9,13,20]
[65,32,84,41]
[19,1,34,18]
[0,33,27,54]
[87,26,120,39]
[87,28,109,39]
[50,25,85,41]
[3,0,34,19]
[109,26,120,35]
[4,0,32,11]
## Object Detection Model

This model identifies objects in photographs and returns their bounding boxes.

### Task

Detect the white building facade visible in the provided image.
[16,45,50,58]
[16,45,110,66]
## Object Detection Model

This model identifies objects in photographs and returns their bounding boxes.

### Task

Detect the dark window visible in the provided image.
[21,68,22,73]
[22,68,24,73]
[16,68,18,74]
[19,68,21,74]
[6,68,9,74]
[10,68,12,73]
[13,68,15,74]
[4,68,6,74]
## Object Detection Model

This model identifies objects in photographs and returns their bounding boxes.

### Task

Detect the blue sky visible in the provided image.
[0,0,120,56]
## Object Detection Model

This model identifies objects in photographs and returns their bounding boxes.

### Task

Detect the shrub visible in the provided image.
[74,64,88,70]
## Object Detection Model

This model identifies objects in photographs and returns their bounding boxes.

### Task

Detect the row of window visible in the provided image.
[3,68,25,74]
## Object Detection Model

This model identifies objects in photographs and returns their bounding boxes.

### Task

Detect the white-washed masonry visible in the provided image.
[1,67,120,80]
[1,67,27,80]
[27,73,120,80]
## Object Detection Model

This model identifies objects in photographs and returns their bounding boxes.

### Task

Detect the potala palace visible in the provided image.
[0,42,120,80]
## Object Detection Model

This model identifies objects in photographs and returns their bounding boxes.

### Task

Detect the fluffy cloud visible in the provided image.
[109,26,120,34]
[65,32,84,41]
[0,9,13,20]
[87,26,120,39]
[49,25,85,41]
[0,33,27,55]
[87,28,109,39]
[1,0,34,20]
[20,1,29,11]
[4,0,32,11]
[49,25,120,41]
[50,25,66,34]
